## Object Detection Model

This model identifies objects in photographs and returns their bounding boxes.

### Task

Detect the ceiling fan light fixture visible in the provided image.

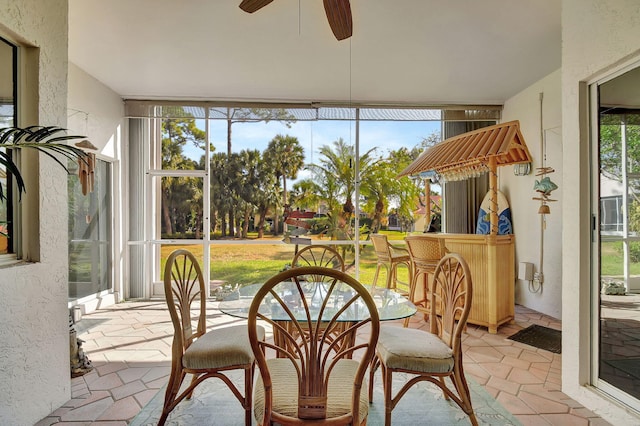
[239,0,353,41]
[239,0,274,14]
[323,0,353,40]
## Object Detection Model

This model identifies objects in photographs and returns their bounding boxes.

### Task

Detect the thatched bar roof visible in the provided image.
[397,120,532,178]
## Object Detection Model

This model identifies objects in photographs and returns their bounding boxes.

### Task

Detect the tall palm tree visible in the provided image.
[359,159,395,233]
[210,152,239,237]
[360,148,423,233]
[236,149,263,238]
[309,138,377,221]
[254,160,280,239]
[264,134,305,234]
[289,179,323,212]
[160,122,201,236]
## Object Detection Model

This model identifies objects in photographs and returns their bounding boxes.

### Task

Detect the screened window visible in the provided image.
[68,159,112,299]
[126,101,501,297]
[0,37,17,258]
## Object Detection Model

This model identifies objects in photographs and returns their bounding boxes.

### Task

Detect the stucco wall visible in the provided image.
[501,69,562,319]
[68,63,126,313]
[562,0,640,423]
[0,1,72,424]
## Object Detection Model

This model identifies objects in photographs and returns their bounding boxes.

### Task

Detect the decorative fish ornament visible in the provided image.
[533,176,558,195]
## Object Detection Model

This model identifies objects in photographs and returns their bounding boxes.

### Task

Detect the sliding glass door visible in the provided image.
[593,64,640,409]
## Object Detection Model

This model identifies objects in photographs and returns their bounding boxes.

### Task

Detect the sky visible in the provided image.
[184,118,442,184]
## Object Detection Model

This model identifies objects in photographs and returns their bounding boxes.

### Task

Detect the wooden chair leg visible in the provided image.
[388,264,396,290]
[451,370,477,425]
[382,364,393,426]
[404,271,420,327]
[368,355,380,403]
[186,373,200,399]
[384,264,393,290]
[422,272,431,321]
[159,369,186,426]
[244,366,253,426]
[372,264,382,288]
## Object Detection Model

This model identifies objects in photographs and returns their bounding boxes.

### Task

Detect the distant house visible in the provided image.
[600,175,623,233]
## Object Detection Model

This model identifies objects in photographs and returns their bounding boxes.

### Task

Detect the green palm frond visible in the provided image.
[0,126,90,202]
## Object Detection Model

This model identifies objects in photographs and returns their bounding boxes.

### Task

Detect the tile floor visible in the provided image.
[35,302,613,425]
[599,293,640,400]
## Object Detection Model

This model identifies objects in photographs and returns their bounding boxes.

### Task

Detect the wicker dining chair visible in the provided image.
[369,253,477,426]
[370,234,412,295]
[289,244,351,353]
[159,249,265,426]
[292,244,345,276]
[404,234,447,326]
[248,266,380,426]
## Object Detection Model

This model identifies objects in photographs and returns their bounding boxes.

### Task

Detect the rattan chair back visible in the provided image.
[159,249,259,426]
[248,266,380,425]
[370,253,477,426]
[370,234,411,293]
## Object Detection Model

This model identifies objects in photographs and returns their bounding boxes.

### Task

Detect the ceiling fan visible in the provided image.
[239,0,353,41]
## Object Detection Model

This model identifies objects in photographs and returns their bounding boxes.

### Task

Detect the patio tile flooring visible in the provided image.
[35,302,612,425]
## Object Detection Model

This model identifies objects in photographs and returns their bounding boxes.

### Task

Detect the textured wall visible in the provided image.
[502,69,562,319]
[0,1,72,424]
[562,0,640,423]
[68,62,126,311]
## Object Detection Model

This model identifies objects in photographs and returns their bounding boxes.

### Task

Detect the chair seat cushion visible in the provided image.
[254,358,368,424]
[391,254,410,262]
[377,326,454,374]
[413,260,439,271]
[183,324,265,370]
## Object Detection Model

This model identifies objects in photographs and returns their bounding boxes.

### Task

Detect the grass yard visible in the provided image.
[600,240,640,277]
[159,231,412,293]
[160,235,636,295]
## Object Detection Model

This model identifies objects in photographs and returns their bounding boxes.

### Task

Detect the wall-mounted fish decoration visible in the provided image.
[533,176,558,196]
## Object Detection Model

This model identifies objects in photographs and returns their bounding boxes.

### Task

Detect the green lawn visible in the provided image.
[159,230,412,293]
[599,240,640,277]
[159,235,640,293]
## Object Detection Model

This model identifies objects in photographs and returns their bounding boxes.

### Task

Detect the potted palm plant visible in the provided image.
[0,125,94,376]
[0,125,90,201]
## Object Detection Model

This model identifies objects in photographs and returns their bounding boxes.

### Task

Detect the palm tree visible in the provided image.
[254,161,280,239]
[360,148,423,233]
[210,152,236,237]
[289,179,323,212]
[264,134,305,234]
[309,138,377,222]
[161,119,202,236]
[359,159,395,233]
[236,149,263,238]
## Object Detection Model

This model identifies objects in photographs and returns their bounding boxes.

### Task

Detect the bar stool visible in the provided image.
[370,234,412,296]
[404,234,447,326]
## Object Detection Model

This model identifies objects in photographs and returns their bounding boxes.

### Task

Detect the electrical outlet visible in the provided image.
[533,272,544,285]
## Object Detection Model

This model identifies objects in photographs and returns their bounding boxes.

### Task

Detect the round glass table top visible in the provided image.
[217,282,417,322]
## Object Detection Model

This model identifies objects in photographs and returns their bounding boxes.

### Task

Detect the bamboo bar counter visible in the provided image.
[430,232,515,333]
[398,120,531,334]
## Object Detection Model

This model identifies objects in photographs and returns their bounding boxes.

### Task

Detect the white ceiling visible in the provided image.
[68,0,561,106]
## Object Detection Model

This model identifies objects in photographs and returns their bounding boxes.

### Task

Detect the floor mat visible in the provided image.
[605,358,640,379]
[507,324,561,354]
[131,371,522,426]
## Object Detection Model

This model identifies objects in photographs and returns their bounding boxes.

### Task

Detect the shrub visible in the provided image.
[629,241,640,263]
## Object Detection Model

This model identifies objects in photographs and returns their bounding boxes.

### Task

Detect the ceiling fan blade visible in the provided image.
[323,0,352,40]
[239,0,275,14]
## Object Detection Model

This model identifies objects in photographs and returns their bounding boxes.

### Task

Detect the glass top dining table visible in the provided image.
[217,282,417,323]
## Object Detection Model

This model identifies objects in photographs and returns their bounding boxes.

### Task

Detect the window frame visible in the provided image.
[0,35,19,263]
